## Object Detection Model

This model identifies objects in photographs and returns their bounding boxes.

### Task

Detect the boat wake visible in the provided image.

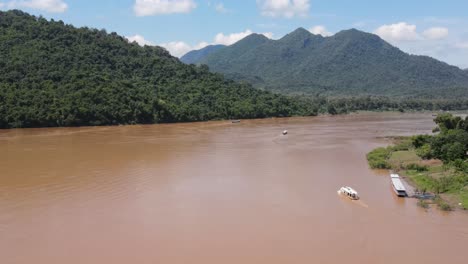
[353,200,369,208]
[337,191,369,208]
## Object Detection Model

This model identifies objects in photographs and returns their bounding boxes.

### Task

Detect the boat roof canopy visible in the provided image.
[343,186,358,195]
[391,178,406,191]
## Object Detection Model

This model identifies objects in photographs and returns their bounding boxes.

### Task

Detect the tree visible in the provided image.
[0,10,317,128]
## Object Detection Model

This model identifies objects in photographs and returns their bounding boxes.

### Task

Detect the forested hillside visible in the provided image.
[0,10,315,128]
[180,44,225,64]
[187,28,468,98]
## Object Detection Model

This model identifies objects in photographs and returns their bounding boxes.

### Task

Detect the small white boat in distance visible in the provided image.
[390,174,407,197]
[338,186,359,200]
[282,130,288,135]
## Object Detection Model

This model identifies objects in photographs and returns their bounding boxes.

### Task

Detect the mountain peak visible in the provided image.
[279,27,316,43]
[243,33,269,41]
[292,27,311,34]
[231,33,270,48]
[333,28,389,46]
[334,28,372,38]
[185,26,468,98]
[285,27,312,37]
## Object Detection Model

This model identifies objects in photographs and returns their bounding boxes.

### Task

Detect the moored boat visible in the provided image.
[390,174,407,197]
[337,186,359,200]
[282,130,288,135]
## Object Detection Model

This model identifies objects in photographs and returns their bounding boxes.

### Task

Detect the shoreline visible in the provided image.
[4,110,467,131]
[368,134,468,212]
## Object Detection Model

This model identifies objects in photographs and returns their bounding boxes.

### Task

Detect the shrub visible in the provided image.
[412,134,432,148]
[405,163,428,172]
[435,196,452,211]
[390,139,412,151]
[439,202,452,211]
[367,147,392,169]
[449,159,468,173]
[416,144,432,159]
[417,199,429,209]
[444,142,466,161]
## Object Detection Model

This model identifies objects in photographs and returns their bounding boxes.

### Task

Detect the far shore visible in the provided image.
[3,110,468,131]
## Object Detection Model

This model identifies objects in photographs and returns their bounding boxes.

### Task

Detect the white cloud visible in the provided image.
[215,3,227,13]
[309,25,332,37]
[159,41,193,57]
[375,23,449,43]
[374,22,420,42]
[126,34,154,46]
[126,34,197,57]
[194,41,209,49]
[214,29,272,45]
[133,0,196,16]
[125,29,272,58]
[257,0,310,18]
[1,0,68,13]
[262,32,274,39]
[422,27,449,40]
[162,41,208,57]
[455,42,468,49]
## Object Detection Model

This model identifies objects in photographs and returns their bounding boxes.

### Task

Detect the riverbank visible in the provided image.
[367,136,468,211]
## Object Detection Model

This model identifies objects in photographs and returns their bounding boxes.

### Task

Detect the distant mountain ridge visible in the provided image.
[180,44,225,64]
[182,27,468,98]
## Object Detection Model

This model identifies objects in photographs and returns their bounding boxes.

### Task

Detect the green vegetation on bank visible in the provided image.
[0,10,317,129]
[298,96,468,116]
[321,96,468,114]
[367,113,468,210]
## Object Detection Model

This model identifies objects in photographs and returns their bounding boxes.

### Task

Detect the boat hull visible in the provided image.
[390,174,407,197]
[338,187,359,200]
[392,187,407,197]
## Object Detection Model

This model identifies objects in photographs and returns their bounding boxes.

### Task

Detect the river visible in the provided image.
[1,112,467,264]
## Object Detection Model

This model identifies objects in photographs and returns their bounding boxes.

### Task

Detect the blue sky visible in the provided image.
[1,0,468,68]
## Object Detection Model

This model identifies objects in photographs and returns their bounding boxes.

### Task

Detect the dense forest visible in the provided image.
[416,114,468,161]
[0,10,317,128]
[185,28,468,98]
[1,11,467,129]
[307,96,468,115]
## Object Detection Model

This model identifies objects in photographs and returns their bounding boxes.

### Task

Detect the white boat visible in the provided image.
[282,130,288,135]
[337,186,359,200]
[390,174,407,197]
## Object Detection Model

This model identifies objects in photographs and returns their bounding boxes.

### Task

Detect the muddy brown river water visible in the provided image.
[1,113,467,264]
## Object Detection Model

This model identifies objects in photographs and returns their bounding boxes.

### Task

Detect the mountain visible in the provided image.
[188,27,468,98]
[180,44,225,64]
[0,10,314,129]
